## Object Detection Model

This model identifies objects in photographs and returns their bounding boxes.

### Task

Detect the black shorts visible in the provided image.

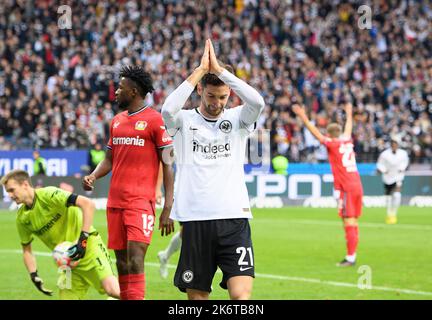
[384,182,402,195]
[174,218,255,293]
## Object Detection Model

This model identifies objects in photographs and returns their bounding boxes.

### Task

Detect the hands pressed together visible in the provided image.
[198,38,224,76]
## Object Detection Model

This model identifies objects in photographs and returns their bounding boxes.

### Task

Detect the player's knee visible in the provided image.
[105,284,120,299]
[229,287,252,300]
[128,255,144,274]
[187,290,209,300]
[343,218,358,226]
[227,277,253,300]
[101,276,120,299]
[116,259,129,275]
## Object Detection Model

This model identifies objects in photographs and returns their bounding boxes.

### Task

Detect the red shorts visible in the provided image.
[106,202,156,250]
[336,189,363,218]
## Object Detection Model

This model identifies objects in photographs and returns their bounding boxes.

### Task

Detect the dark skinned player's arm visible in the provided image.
[157,147,175,236]
[83,149,112,190]
[91,149,113,179]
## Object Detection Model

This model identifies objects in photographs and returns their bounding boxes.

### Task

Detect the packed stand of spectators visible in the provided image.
[0,0,431,164]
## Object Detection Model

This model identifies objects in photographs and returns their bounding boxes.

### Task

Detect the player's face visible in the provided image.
[115,78,135,110]
[391,141,398,152]
[4,179,30,204]
[200,84,230,117]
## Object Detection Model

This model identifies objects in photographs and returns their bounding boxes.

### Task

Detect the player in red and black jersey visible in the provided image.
[293,102,363,267]
[82,65,175,299]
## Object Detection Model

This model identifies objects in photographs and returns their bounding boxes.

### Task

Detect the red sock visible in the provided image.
[344,225,359,256]
[127,273,145,300]
[119,274,129,300]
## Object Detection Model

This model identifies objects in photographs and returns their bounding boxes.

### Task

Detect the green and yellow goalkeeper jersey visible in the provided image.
[16,186,96,250]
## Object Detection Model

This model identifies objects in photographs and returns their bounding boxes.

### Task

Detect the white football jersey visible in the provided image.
[169,107,255,222]
[376,148,409,185]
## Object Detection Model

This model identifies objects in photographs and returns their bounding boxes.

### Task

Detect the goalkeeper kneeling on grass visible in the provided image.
[1,169,120,300]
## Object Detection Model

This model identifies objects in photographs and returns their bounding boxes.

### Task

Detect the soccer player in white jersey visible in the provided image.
[161,39,265,300]
[376,138,409,224]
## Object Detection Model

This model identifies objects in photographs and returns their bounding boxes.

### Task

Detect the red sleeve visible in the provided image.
[321,137,331,147]
[152,113,173,148]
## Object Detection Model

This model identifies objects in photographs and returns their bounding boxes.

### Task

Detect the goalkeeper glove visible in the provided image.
[30,271,53,296]
[68,231,89,261]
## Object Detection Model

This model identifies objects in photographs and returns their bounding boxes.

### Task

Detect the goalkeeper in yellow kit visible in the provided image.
[1,169,120,300]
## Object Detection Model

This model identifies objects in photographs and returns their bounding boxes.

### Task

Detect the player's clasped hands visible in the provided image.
[198,39,224,76]
[198,39,210,73]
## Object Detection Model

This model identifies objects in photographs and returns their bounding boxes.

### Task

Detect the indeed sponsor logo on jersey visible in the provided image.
[192,140,231,154]
[112,136,145,146]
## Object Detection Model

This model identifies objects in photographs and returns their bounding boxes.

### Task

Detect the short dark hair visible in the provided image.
[201,62,234,87]
[119,65,154,98]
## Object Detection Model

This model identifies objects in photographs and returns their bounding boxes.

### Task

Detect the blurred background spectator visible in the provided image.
[0,0,431,164]
[89,142,105,172]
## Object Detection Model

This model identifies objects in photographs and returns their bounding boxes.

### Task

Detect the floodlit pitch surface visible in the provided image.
[0,207,431,300]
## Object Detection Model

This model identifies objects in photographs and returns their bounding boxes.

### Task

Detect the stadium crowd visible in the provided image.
[0,0,431,164]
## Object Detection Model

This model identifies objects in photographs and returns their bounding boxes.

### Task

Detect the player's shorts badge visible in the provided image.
[135,121,147,131]
[219,120,232,133]
[182,270,194,283]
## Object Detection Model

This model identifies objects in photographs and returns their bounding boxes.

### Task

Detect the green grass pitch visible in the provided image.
[0,207,431,300]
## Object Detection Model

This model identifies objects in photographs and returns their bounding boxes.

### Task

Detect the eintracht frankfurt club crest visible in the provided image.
[182,270,194,283]
[219,120,232,133]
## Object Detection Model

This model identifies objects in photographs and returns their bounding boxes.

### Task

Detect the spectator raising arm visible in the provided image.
[292,104,325,143]
[343,103,353,139]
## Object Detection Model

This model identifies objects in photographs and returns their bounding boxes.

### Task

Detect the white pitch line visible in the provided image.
[251,273,432,297]
[295,219,432,231]
[1,249,431,297]
[258,219,432,231]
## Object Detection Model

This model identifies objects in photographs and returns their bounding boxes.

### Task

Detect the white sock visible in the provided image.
[392,192,401,217]
[165,231,181,259]
[386,195,392,216]
[346,254,356,263]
